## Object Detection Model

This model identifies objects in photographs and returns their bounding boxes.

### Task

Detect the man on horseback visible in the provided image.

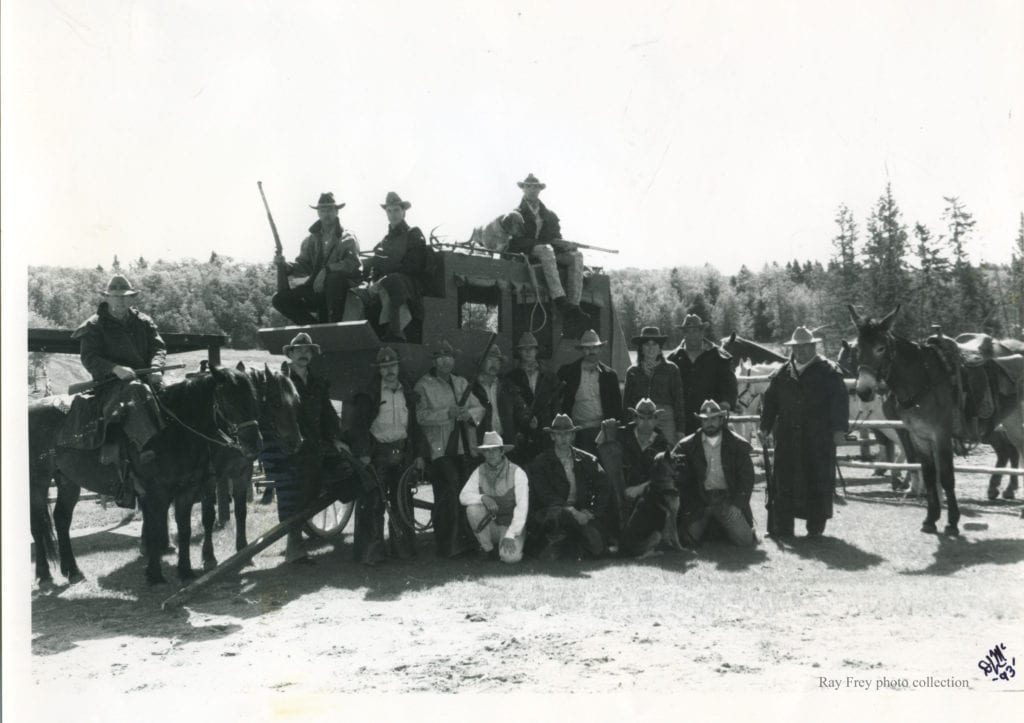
[72,274,167,508]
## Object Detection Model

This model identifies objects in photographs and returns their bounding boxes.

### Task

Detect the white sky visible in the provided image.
[2,0,1022,275]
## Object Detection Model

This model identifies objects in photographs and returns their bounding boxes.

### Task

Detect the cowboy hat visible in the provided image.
[380,191,412,210]
[782,326,822,346]
[373,346,400,367]
[283,332,321,355]
[628,398,659,419]
[677,314,707,331]
[476,430,514,451]
[515,331,539,349]
[485,344,505,361]
[544,413,582,433]
[517,173,546,190]
[631,326,668,348]
[432,340,458,358]
[575,329,607,349]
[696,399,729,419]
[309,192,345,210]
[99,274,139,297]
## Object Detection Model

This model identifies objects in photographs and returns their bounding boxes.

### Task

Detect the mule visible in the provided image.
[985,426,1020,501]
[30,366,262,585]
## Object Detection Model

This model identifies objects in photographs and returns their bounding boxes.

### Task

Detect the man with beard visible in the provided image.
[557,329,624,455]
[273,191,361,324]
[350,346,428,564]
[667,314,738,436]
[73,274,167,508]
[759,326,849,539]
[414,340,486,557]
[504,332,562,463]
[470,344,530,459]
[459,431,529,563]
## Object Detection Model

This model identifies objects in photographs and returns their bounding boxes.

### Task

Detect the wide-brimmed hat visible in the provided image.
[99,274,139,297]
[432,340,458,358]
[629,398,659,419]
[575,329,607,349]
[380,191,412,210]
[544,413,582,433]
[515,331,539,350]
[485,344,505,361]
[373,346,400,367]
[517,173,546,190]
[782,326,822,346]
[696,399,729,419]
[476,430,514,451]
[309,192,345,210]
[677,314,707,331]
[283,332,321,355]
[631,326,668,347]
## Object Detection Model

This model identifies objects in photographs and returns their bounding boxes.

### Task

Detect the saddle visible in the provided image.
[54,393,105,451]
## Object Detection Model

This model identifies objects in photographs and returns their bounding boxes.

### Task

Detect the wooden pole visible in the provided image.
[836,459,1024,476]
[161,493,336,610]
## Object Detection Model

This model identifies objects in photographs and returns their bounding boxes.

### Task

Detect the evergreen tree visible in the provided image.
[1011,213,1024,336]
[913,222,952,329]
[861,183,912,327]
[943,196,984,328]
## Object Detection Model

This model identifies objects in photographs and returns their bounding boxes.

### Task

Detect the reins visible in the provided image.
[154,384,258,451]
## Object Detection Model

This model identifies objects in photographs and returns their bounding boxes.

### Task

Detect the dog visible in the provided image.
[469,210,526,253]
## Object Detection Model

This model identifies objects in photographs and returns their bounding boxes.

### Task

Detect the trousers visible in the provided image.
[272,272,355,325]
[532,244,583,305]
[465,505,525,563]
[687,493,755,547]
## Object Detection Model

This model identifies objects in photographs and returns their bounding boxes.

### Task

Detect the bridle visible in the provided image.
[155,382,260,451]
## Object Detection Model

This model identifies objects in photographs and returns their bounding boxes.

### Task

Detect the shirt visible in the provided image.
[557,451,577,505]
[525,200,543,240]
[572,365,603,428]
[414,371,486,460]
[702,433,727,491]
[458,461,530,539]
[480,378,503,435]
[370,383,408,443]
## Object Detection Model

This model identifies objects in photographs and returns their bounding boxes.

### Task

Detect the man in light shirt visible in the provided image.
[350,346,428,563]
[557,329,624,455]
[459,431,529,563]
[676,400,756,547]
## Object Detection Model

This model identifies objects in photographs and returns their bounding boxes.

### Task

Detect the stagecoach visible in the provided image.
[258,242,631,537]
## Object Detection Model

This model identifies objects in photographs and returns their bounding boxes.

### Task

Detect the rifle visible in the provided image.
[257,181,290,293]
[761,436,777,537]
[555,240,619,254]
[444,333,498,458]
[69,363,186,395]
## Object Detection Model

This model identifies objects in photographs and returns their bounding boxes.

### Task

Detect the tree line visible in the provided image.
[27,184,1023,358]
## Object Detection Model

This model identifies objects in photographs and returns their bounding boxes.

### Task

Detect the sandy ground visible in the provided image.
[26,447,1024,715]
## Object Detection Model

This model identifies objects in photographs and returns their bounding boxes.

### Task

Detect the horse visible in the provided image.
[985,426,1020,501]
[954,333,1024,358]
[721,332,788,370]
[732,359,780,442]
[30,366,263,585]
[203,363,303,555]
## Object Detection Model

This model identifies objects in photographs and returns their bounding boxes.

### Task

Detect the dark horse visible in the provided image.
[203,362,303,554]
[849,305,962,535]
[30,366,263,585]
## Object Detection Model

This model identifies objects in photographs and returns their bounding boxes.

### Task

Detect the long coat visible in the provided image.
[283,362,341,458]
[527,446,611,521]
[622,358,686,434]
[557,358,624,423]
[509,199,562,254]
[74,303,167,381]
[287,220,361,282]
[668,429,755,527]
[667,342,738,435]
[367,220,429,319]
[759,356,849,521]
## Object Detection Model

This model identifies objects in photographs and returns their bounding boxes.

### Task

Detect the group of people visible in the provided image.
[271,174,588,341]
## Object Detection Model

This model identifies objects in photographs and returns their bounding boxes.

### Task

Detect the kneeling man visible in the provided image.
[459,431,529,563]
[678,400,756,547]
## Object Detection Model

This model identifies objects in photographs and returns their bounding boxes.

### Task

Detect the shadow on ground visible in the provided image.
[901,534,1024,577]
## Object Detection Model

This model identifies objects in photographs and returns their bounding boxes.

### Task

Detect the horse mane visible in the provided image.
[159,371,221,431]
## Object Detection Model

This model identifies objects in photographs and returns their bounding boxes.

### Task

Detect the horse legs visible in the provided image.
[52,479,84,582]
[936,438,960,536]
[200,485,218,572]
[141,490,169,584]
[915,437,941,534]
[30,473,57,585]
[986,432,1011,500]
[234,467,252,552]
[216,473,231,529]
[174,493,198,581]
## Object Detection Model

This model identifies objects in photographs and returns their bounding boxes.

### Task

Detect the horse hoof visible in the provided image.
[988,488,1000,501]
[68,570,86,584]
[1002,490,1016,501]
[163,545,177,557]
[921,522,938,534]
[203,558,217,572]
[944,525,960,537]
[37,577,56,591]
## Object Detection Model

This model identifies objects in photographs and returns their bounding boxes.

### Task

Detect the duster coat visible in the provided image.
[759,356,849,521]
[667,342,738,434]
[668,429,755,527]
[74,303,167,381]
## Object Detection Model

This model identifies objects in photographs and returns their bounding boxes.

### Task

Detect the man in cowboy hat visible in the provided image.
[273,191,362,325]
[526,414,612,560]
[470,344,530,457]
[507,173,585,320]
[72,274,168,507]
[350,346,429,563]
[672,400,756,548]
[459,431,530,563]
[361,192,431,342]
[758,326,849,538]
[414,340,486,557]
[667,313,738,436]
[623,325,686,443]
[276,332,347,563]
[556,329,623,455]
[596,398,677,555]
[504,331,563,463]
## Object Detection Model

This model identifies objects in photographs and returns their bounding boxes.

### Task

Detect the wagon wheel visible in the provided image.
[304,499,355,539]
[396,464,434,533]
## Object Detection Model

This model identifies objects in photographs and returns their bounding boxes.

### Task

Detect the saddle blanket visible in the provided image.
[54,394,105,451]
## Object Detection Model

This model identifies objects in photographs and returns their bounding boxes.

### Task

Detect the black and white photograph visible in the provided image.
[2,1,1022,720]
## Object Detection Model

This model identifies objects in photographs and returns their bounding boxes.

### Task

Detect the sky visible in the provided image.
[2,0,1022,277]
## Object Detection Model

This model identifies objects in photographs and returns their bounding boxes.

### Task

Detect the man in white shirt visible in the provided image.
[459,431,529,563]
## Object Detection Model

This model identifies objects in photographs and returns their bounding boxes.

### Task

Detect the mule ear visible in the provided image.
[236,361,246,372]
[841,340,850,351]
[879,304,901,332]
[729,331,737,343]
[847,304,863,328]
[265,362,272,374]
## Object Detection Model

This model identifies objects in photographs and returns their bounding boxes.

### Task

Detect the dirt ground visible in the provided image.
[28,443,1024,711]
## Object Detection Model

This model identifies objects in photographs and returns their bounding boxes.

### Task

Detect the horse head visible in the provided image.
[210,366,263,457]
[848,304,900,402]
[258,362,304,454]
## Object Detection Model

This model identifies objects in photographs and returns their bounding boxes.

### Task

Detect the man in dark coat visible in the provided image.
[470,344,531,457]
[72,274,167,507]
[350,346,428,563]
[759,326,850,538]
[557,329,624,454]
[273,191,362,324]
[362,192,430,342]
[504,331,563,464]
[675,400,756,547]
[507,173,584,319]
[623,325,686,443]
[667,314,738,436]
[526,414,613,559]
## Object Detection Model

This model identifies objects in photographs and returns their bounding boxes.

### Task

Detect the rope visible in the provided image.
[520,252,548,334]
[154,394,250,450]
